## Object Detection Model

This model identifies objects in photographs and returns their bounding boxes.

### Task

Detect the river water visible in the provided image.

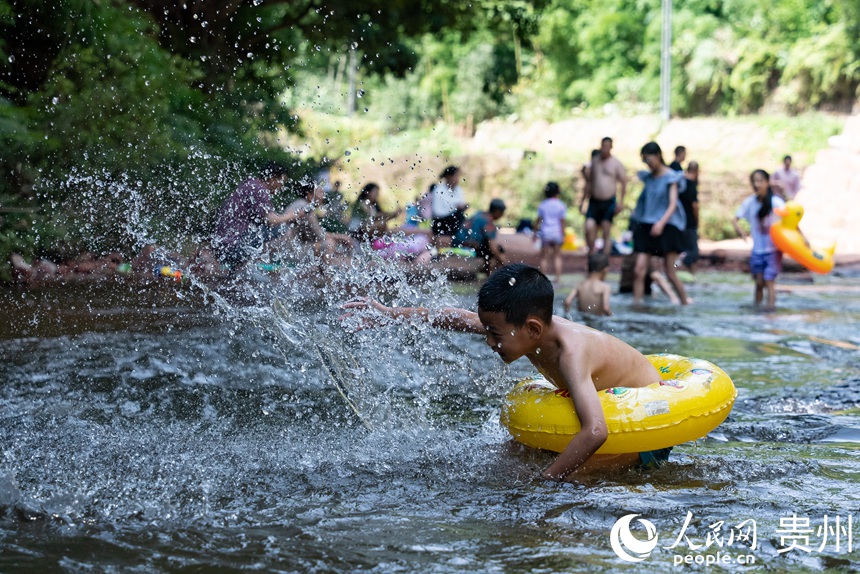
[1,263,859,572]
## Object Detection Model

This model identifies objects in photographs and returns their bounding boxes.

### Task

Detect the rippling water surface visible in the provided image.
[1,265,859,572]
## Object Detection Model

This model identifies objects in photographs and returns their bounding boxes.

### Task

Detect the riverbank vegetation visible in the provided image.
[1,0,858,280]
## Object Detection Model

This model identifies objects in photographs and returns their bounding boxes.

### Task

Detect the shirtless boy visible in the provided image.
[564,252,612,316]
[342,264,667,482]
[584,137,629,256]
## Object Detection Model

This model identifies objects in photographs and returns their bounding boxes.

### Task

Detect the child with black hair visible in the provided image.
[564,252,612,316]
[342,263,668,482]
[733,169,786,309]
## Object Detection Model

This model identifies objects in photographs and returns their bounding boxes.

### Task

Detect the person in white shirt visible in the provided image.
[430,165,467,245]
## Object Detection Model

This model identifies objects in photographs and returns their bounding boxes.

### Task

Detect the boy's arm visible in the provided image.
[601,284,612,316]
[615,162,629,213]
[732,216,747,241]
[341,298,485,333]
[563,287,578,313]
[532,215,543,241]
[267,210,297,226]
[651,182,678,236]
[541,355,608,481]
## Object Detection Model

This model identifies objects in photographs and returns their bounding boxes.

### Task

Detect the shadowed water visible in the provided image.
[1,266,859,572]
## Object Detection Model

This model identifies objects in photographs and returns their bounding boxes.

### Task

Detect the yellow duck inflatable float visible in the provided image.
[770,200,835,274]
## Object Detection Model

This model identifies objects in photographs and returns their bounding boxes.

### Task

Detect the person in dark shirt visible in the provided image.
[680,161,700,273]
[211,162,296,268]
[453,198,507,272]
[669,145,686,172]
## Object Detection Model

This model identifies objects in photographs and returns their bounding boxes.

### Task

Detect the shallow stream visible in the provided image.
[1,264,859,572]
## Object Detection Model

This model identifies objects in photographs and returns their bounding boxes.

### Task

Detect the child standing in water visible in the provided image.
[533,182,568,284]
[564,252,612,316]
[733,169,786,309]
[342,264,669,481]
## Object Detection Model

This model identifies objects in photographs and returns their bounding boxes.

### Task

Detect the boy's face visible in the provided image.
[477,309,536,364]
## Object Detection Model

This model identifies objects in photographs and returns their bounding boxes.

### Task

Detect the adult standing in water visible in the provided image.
[430,165,467,246]
[680,161,701,274]
[631,141,689,305]
[584,137,629,256]
[211,161,297,268]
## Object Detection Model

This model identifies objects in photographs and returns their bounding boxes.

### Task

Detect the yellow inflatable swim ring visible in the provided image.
[500,354,737,454]
[770,200,835,274]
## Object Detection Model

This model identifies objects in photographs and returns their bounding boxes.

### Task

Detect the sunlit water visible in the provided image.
[1,263,859,572]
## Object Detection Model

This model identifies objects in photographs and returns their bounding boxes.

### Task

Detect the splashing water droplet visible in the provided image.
[509,278,516,286]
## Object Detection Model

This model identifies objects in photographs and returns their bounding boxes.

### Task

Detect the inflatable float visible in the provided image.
[500,354,736,454]
[770,200,835,274]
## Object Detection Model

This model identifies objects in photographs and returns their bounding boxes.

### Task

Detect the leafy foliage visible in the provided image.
[0,0,857,279]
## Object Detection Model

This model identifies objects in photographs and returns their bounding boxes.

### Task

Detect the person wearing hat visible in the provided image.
[452,198,508,273]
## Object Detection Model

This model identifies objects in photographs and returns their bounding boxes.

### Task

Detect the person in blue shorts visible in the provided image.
[733,169,786,309]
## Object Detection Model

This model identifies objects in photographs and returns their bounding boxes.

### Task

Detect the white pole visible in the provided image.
[347,47,357,116]
[660,0,672,121]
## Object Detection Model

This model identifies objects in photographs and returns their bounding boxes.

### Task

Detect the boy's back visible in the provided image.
[534,316,658,392]
[564,252,612,316]
[573,276,612,316]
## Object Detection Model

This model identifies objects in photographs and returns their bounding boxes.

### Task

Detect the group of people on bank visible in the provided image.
[210,139,804,311]
[209,163,512,274]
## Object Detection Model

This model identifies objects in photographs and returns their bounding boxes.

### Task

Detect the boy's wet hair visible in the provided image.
[478,264,553,326]
[588,252,609,273]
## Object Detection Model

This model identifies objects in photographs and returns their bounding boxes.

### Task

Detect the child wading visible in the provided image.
[733,169,786,309]
[564,252,612,316]
[533,181,568,284]
[342,264,670,482]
